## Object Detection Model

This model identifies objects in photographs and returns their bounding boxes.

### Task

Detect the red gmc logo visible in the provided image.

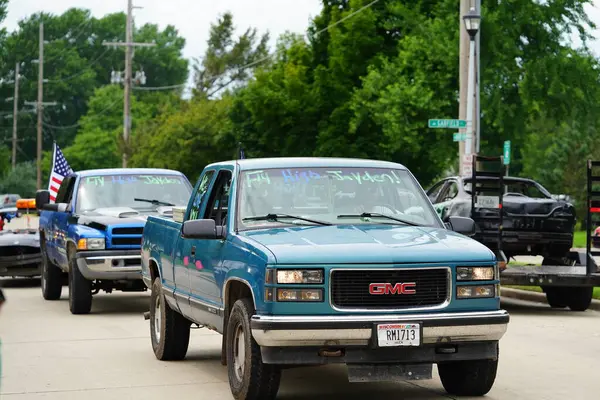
[369,282,416,295]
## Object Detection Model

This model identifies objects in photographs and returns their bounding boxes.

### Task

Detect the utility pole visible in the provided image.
[103,0,155,168]
[458,0,470,175]
[11,62,19,169]
[37,22,44,190]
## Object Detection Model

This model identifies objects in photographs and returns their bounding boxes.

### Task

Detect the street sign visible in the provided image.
[503,140,511,165]
[453,133,469,142]
[429,119,467,129]
[462,154,473,176]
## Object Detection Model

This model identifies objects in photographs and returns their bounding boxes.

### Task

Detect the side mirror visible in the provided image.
[35,190,50,211]
[447,216,476,236]
[42,203,68,212]
[182,219,225,240]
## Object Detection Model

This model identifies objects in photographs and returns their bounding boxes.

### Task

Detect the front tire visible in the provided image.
[41,242,62,300]
[150,278,191,360]
[438,355,498,396]
[68,256,92,314]
[226,298,281,400]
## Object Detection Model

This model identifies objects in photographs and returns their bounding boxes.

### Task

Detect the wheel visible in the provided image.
[542,287,567,308]
[40,241,62,300]
[150,278,191,360]
[226,298,281,400]
[68,255,92,314]
[566,287,593,312]
[438,354,498,396]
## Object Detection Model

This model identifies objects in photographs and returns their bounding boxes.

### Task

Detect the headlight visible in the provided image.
[276,269,323,284]
[456,266,495,281]
[457,284,495,299]
[77,238,105,250]
[277,288,323,302]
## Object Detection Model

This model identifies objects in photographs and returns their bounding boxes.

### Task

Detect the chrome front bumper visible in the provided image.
[75,250,142,280]
[251,310,509,347]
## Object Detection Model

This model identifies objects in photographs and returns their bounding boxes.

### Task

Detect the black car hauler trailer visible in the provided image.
[470,156,600,311]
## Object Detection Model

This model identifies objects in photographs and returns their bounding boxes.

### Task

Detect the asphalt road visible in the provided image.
[2,216,599,399]
[0,281,598,400]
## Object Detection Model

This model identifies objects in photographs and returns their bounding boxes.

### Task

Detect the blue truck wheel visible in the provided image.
[226,298,281,400]
[150,279,191,360]
[40,241,62,301]
[68,256,92,315]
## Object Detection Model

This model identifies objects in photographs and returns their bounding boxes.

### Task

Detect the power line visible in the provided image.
[41,97,122,130]
[133,0,381,94]
[46,47,112,84]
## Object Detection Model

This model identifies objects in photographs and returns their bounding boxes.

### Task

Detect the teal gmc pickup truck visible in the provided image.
[141,158,509,400]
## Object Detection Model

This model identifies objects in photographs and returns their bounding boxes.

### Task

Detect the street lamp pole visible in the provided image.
[463,7,481,158]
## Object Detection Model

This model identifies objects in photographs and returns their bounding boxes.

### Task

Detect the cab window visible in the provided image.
[188,171,215,221]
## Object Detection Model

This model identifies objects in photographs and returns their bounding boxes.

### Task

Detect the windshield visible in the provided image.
[238,167,440,229]
[76,174,191,213]
[464,179,550,199]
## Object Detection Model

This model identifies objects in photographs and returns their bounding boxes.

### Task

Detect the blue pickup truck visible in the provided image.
[141,158,509,399]
[36,168,192,314]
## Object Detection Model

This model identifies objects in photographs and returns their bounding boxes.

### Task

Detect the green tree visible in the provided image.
[0,8,188,159]
[193,12,269,98]
[60,85,166,171]
[131,96,235,181]
[0,162,37,197]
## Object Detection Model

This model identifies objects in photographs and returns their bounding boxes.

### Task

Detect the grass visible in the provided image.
[573,231,587,248]
[505,285,600,300]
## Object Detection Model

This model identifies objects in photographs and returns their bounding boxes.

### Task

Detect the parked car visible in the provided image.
[0,200,41,278]
[36,168,193,314]
[427,176,576,259]
[142,158,509,399]
[0,194,21,209]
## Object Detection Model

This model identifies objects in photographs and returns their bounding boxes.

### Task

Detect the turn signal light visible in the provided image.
[276,289,323,302]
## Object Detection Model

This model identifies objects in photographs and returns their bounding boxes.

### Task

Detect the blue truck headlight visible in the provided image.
[77,238,105,250]
[276,269,323,284]
[456,266,495,281]
[456,284,495,299]
[277,288,323,302]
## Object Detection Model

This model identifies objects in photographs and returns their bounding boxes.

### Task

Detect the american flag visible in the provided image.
[48,143,73,202]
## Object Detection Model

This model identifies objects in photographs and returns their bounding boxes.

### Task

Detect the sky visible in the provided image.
[2,0,600,77]
[2,0,323,67]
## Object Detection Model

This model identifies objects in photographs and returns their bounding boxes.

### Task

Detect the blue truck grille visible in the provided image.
[107,226,144,248]
[331,268,449,310]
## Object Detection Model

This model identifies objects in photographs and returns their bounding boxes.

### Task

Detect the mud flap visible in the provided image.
[347,363,432,383]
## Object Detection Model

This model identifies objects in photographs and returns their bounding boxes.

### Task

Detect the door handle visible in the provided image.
[191,246,196,257]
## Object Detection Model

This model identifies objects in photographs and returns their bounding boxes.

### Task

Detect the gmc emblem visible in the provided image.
[369,282,416,295]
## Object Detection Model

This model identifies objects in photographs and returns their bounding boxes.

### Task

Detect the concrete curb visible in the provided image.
[501,287,600,311]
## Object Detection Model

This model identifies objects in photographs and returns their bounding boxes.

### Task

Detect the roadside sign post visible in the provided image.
[503,140,511,165]
[462,154,473,176]
[453,132,471,142]
[503,140,511,175]
[428,119,467,129]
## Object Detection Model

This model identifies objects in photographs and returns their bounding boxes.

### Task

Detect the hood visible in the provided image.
[241,224,495,264]
[0,229,40,247]
[77,207,150,231]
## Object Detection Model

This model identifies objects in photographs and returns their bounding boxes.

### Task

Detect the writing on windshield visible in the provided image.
[85,175,185,187]
[239,167,439,229]
[77,174,191,212]
[245,169,403,188]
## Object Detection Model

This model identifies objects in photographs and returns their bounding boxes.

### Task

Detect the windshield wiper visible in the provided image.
[337,212,420,226]
[134,198,175,207]
[243,213,332,226]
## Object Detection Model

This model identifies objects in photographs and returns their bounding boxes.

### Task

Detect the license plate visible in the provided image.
[377,323,420,347]
[476,196,500,209]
